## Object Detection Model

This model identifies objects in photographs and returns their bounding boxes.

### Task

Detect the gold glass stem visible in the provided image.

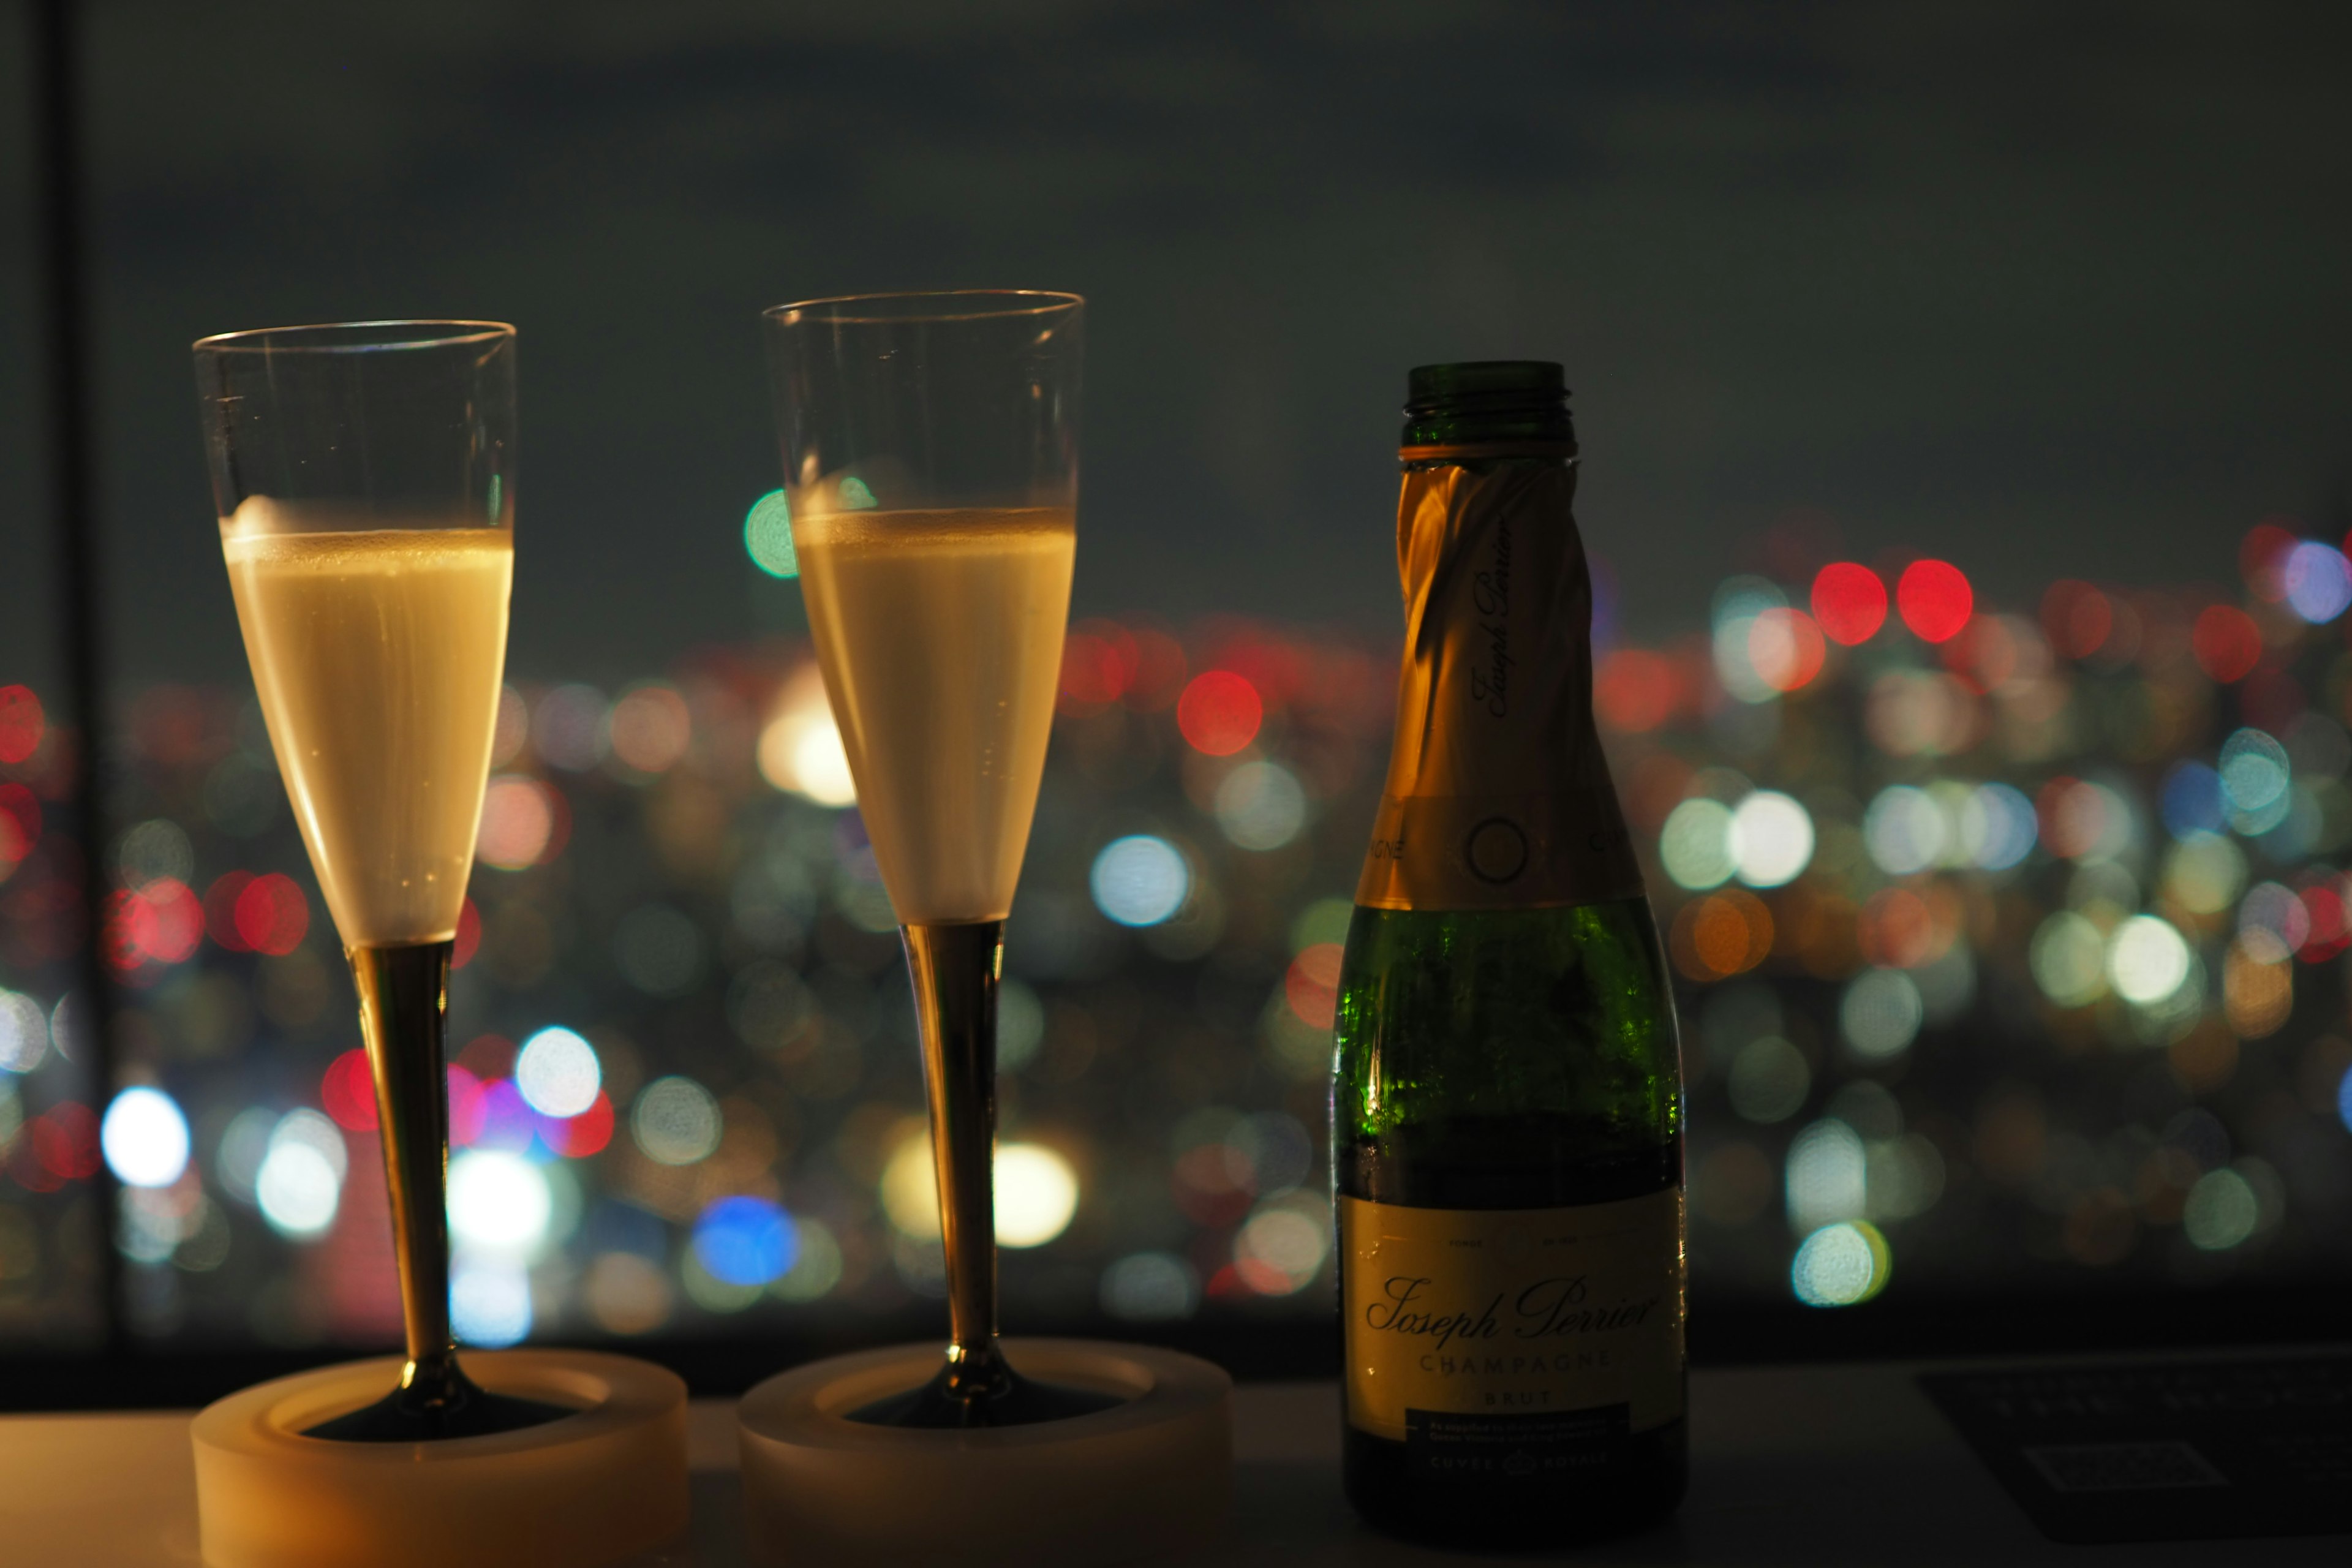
[902,919,1011,1406]
[349,940,464,1410]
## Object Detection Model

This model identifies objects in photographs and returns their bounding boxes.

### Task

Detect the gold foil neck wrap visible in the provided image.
[1355,461,1643,911]
[1397,440,1580,465]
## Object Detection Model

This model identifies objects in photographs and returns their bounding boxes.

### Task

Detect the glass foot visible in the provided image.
[303,1364,576,1442]
[848,1361,1126,1428]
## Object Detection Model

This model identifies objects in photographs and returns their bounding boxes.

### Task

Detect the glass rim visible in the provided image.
[763,289,1084,326]
[192,319,516,355]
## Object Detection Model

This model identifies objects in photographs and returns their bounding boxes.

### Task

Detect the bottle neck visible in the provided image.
[1399,401,1577,468]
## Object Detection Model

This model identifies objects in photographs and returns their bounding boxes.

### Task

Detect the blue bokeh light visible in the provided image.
[2160,761,2226,838]
[693,1196,798,1287]
[2283,541,2352,624]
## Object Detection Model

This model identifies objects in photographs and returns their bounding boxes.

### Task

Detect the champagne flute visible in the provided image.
[194,321,565,1441]
[763,290,1113,1427]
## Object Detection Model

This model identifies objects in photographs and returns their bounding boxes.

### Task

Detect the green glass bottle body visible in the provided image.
[1333,363,1687,1548]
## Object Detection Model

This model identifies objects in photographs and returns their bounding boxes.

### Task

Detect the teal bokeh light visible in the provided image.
[745,490,796,578]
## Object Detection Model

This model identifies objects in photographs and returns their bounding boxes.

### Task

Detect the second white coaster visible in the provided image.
[737,1337,1233,1567]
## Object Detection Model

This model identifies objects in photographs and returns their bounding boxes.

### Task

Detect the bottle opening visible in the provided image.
[1401,361,1574,451]
[1405,361,1565,413]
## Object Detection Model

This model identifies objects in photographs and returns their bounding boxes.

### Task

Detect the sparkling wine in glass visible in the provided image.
[764,290,1110,1426]
[195,321,565,1441]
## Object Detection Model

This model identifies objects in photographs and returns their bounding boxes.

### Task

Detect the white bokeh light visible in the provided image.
[633,1076,722,1166]
[451,1260,533,1347]
[257,1115,345,1240]
[1792,1221,1889,1306]
[100,1086,190,1189]
[1660,799,1735,890]
[514,1026,601,1118]
[1090,835,1189,926]
[1213,761,1308,851]
[2108,914,2192,1005]
[1863,786,1948,875]
[0,989,49,1074]
[879,1137,1080,1248]
[448,1149,554,1253]
[993,1143,1080,1248]
[1727,791,1814,888]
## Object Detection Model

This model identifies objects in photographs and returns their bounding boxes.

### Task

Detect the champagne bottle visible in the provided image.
[1333,361,1687,1547]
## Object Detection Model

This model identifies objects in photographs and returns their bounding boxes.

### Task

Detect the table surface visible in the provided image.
[3,1360,2340,1566]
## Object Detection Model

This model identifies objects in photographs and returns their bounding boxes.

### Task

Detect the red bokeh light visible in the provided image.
[1594,649,1681,733]
[31,1102,100,1181]
[322,1048,379,1132]
[2241,665,2304,734]
[2297,883,2351,964]
[1896,560,1973,643]
[1123,629,1189,711]
[2241,521,2296,603]
[2040,580,2113,660]
[233,873,309,956]
[0,686,43,766]
[1213,638,1305,709]
[1057,632,1129,714]
[1172,1142,1255,1227]
[1809,563,1888,646]
[546,1091,614,1158]
[204,872,255,951]
[1176,670,1262,756]
[0,783,37,869]
[457,1032,517,1080]
[2191,605,2262,684]
[1284,942,1344,1031]
[105,878,203,970]
[453,898,481,970]
[446,1066,487,1147]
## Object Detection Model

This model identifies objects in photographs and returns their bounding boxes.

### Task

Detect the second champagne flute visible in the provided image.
[763,289,1113,1426]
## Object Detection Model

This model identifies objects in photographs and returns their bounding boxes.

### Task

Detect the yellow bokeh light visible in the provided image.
[756,665,857,807]
[878,1135,1080,1248]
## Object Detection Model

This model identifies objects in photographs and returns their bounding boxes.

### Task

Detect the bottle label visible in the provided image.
[1340,1188,1686,1444]
[1356,460,1643,911]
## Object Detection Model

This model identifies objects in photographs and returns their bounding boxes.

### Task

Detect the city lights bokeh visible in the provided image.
[0,510,2348,1357]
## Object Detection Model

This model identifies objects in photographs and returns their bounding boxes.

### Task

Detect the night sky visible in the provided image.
[1,1,2348,690]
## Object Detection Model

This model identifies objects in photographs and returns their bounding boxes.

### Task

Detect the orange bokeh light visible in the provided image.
[1749,608,1827,692]
[1670,889,1774,981]
[1595,648,1682,733]
[2040,579,2112,660]
[1286,942,1344,1030]
[2241,521,2296,602]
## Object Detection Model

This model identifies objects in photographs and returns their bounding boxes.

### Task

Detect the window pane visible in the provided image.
[82,7,2352,1360]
